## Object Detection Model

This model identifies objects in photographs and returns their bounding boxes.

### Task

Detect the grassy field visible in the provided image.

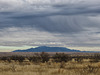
[0,52,100,75]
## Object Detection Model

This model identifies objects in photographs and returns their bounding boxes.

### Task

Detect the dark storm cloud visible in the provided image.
[0,15,86,33]
[0,12,14,15]
[6,4,100,18]
[52,4,100,15]
[0,0,100,33]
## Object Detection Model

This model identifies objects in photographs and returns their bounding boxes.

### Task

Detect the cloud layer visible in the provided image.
[0,0,100,51]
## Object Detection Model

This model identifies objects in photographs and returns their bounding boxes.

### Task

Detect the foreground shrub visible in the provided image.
[28,53,41,63]
[10,56,25,62]
[90,54,100,63]
[74,56,83,63]
[52,53,72,62]
[28,52,50,63]
[40,52,50,63]
[0,56,8,61]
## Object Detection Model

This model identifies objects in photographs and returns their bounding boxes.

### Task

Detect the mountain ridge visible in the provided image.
[13,46,100,53]
[13,46,81,52]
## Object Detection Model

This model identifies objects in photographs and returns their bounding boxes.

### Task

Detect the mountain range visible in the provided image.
[13,46,81,52]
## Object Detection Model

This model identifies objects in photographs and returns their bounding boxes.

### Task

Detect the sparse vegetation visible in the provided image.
[0,52,100,75]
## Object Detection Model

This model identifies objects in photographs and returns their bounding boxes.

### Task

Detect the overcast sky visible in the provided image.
[0,0,100,52]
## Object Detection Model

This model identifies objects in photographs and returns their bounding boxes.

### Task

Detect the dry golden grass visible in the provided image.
[0,59,100,75]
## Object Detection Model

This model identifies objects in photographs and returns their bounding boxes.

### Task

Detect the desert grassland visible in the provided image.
[0,60,100,75]
[0,52,100,75]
